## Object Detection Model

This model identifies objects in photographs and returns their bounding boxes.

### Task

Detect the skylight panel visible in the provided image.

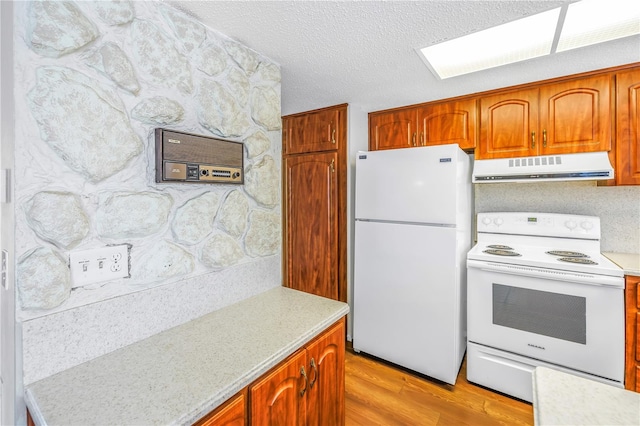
[556,0,640,52]
[420,8,560,79]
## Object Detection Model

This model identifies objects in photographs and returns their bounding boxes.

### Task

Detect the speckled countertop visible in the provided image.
[25,287,349,426]
[603,252,640,276]
[533,367,640,425]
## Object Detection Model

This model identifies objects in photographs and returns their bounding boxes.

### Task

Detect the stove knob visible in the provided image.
[493,218,504,226]
[581,221,593,231]
[482,217,492,225]
[565,220,577,230]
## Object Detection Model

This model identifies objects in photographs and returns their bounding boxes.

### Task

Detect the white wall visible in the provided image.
[346,104,368,340]
[14,0,283,395]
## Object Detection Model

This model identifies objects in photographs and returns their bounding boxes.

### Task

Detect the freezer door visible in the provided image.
[355,145,466,225]
[353,220,465,384]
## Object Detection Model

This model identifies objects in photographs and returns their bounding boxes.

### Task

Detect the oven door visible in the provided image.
[467,260,624,382]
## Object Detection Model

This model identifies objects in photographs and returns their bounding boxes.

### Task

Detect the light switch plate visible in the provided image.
[69,244,130,288]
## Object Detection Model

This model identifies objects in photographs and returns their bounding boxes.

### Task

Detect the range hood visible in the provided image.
[472,151,614,183]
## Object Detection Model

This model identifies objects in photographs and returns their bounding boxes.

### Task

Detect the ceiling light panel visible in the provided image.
[420,8,561,79]
[557,0,640,52]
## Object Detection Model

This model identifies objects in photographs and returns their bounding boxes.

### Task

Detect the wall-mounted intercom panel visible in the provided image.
[155,128,244,184]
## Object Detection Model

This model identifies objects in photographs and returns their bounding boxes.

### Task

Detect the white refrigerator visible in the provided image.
[353,144,472,385]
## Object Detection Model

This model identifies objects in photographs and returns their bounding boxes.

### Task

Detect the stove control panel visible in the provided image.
[477,212,600,239]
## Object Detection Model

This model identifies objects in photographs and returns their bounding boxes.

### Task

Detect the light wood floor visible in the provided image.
[345,349,534,426]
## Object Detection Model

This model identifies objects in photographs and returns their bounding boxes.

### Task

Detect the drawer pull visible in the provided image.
[299,366,308,396]
[531,131,536,149]
[309,358,318,389]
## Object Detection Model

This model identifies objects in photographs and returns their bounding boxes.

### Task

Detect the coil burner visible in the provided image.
[558,257,598,265]
[483,249,521,257]
[546,250,588,258]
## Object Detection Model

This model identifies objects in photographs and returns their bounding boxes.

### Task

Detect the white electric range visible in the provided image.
[466,212,624,402]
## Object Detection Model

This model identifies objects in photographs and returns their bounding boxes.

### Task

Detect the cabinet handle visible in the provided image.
[420,132,425,146]
[412,133,416,146]
[300,366,308,396]
[309,358,318,389]
[531,131,536,149]
[543,129,547,148]
[331,128,336,144]
[330,158,335,173]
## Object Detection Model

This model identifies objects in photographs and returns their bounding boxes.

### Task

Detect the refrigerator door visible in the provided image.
[353,220,465,384]
[355,145,466,225]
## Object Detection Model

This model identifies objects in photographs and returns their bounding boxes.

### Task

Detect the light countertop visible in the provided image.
[533,367,640,426]
[603,252,640,276]
[25,287,349,426]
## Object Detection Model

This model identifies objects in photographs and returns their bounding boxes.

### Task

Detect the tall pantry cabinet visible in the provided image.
[282,104,348,302]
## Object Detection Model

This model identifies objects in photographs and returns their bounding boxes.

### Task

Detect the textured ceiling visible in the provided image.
[169,1,640,116]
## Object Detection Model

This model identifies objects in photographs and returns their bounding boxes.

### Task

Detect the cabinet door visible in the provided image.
[625,277,640,392]
[284,152,338,300]
[478,89,538,159]
[250,350,308,425]
[539,75,611,155]
[419,99,477,150]
[284,109,339,154]
[369,108,417,150]
[195,390,246,426]
[305,319,345,426]
[616,69,640,185]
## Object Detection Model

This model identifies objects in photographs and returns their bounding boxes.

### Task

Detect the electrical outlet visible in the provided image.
[69,244,130,288]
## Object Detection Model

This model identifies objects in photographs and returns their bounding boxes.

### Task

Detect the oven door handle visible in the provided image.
[467,259,624,288]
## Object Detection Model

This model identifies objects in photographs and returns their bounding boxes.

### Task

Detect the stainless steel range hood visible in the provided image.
[472,151,614,183]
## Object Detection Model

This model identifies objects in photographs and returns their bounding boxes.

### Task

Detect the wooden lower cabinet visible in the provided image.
[625,275,640,392]
[194,318,346,425]
[250,350,307,425]
[249,319,345,425]
[195,390,246,426]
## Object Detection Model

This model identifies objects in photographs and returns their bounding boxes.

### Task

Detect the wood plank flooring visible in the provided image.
[345,349,534,426]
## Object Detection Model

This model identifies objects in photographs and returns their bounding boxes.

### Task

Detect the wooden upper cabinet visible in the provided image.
[369,99,477,151]
[284,152,338,300]
[616,69,640,185]
[369,108,416,150]
[419,99,477,150]
[284,107,341,154]
[539,75,611,155]
[250,349,308,425]
[479,89,539,159]
[478,75,611,159]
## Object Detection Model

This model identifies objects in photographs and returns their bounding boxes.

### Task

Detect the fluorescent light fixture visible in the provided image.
[556,0,640,52]
[419,0,640,79]
[420,8,560,79]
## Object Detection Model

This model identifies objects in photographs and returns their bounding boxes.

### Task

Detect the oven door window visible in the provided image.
[492,283,586,344]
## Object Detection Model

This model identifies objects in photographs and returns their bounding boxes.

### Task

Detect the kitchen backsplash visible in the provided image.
[475,181,640,254]
[14,0,282,384]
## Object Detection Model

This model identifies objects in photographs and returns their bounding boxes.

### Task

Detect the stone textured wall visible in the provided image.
[14,0,282,321]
